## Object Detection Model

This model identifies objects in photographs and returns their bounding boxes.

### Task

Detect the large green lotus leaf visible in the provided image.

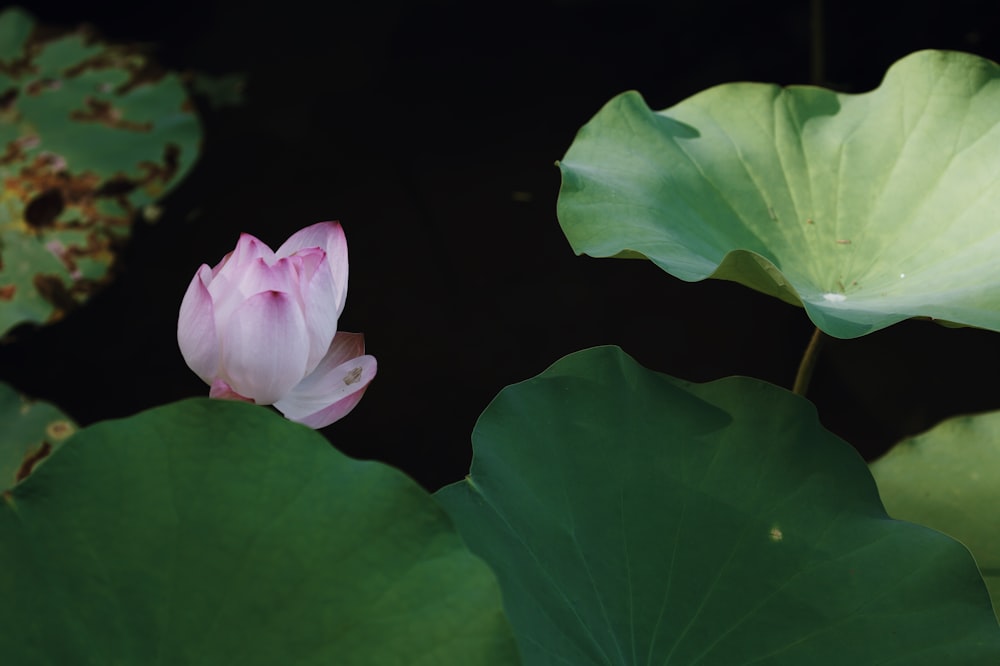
[0,398,518,665]
[871,410,1000,620]
[557,50,1000,339]
[0,7,201,337]
[437,346,1000,664]
[0,381,75,490]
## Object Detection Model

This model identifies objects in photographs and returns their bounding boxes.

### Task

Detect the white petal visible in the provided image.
[277,222,348,316]
[297,250,341,371]
[177,264,219,384]
[213,233,276,280]
[208,235,283,325]
[219,290,311,404]
[235,256,302,299]
[209,256,301,324]
[279,382,372,429]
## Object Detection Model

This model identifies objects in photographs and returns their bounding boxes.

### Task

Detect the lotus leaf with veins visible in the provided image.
[557,50,1000,339]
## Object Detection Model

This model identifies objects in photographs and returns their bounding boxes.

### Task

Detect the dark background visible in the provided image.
[3,0,1000,490]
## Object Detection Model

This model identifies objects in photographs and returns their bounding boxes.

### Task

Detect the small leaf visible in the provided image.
[871,410,1000,620]
[558,50,1000,338]
[438,346,1000,664]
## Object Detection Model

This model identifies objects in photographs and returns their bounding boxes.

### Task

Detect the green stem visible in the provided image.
[793,327,825,396]
[810,0,825,85]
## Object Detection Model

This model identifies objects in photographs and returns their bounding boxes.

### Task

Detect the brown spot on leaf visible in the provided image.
[136,143,181,195]
[25,78,60,95]
[0,136,39,166]
[24,188,64,228]
[63,42,167,95]
[0,285,15,300]
[33,274,76,317]
[4,154,127,232]
[0,87,18,110]
[15,441,51,483]
[46,420,75,440]
[70,96,152,132]
[343,367,363,385]
[165,143,180,173]
[95,177,137,197]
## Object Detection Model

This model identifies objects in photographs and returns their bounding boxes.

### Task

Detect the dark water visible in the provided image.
[4,0,1000,489]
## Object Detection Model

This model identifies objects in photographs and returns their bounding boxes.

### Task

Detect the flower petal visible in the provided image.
[278,381,373,429]
[236,256,302,298]
[273,332,375,428]
[208,234,280,325]
[209,255,303,325]
[219,290,311,404]
[177,264,219,384]
[212,232,276,280]
[321,331,366,367]
[290,246,326,282]
[233,232,276,265]
[297,249,341,371]
[277,222,349,316]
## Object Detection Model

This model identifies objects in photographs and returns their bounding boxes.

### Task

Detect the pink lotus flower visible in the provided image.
[177,221,376,428]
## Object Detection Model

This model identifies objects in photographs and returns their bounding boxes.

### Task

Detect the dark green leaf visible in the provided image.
[438,346,1000,664]
[0,398,518,665]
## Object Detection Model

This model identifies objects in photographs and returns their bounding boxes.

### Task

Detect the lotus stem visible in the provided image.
[793,326,826,396]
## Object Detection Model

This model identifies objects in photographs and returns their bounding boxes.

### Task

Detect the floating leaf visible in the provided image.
[0,399,518,665]
[871,410,1000,620]
[438,346,1000,664]
[558,50,1000,338]
[0,7,201,336]
[0,380,74,489]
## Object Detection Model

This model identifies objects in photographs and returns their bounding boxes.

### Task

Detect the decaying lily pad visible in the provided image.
[0,380,75,491]
[558,50,1000,339]
[0,7,200,337]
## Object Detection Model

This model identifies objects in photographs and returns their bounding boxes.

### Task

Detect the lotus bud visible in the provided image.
[178,221,376,428]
